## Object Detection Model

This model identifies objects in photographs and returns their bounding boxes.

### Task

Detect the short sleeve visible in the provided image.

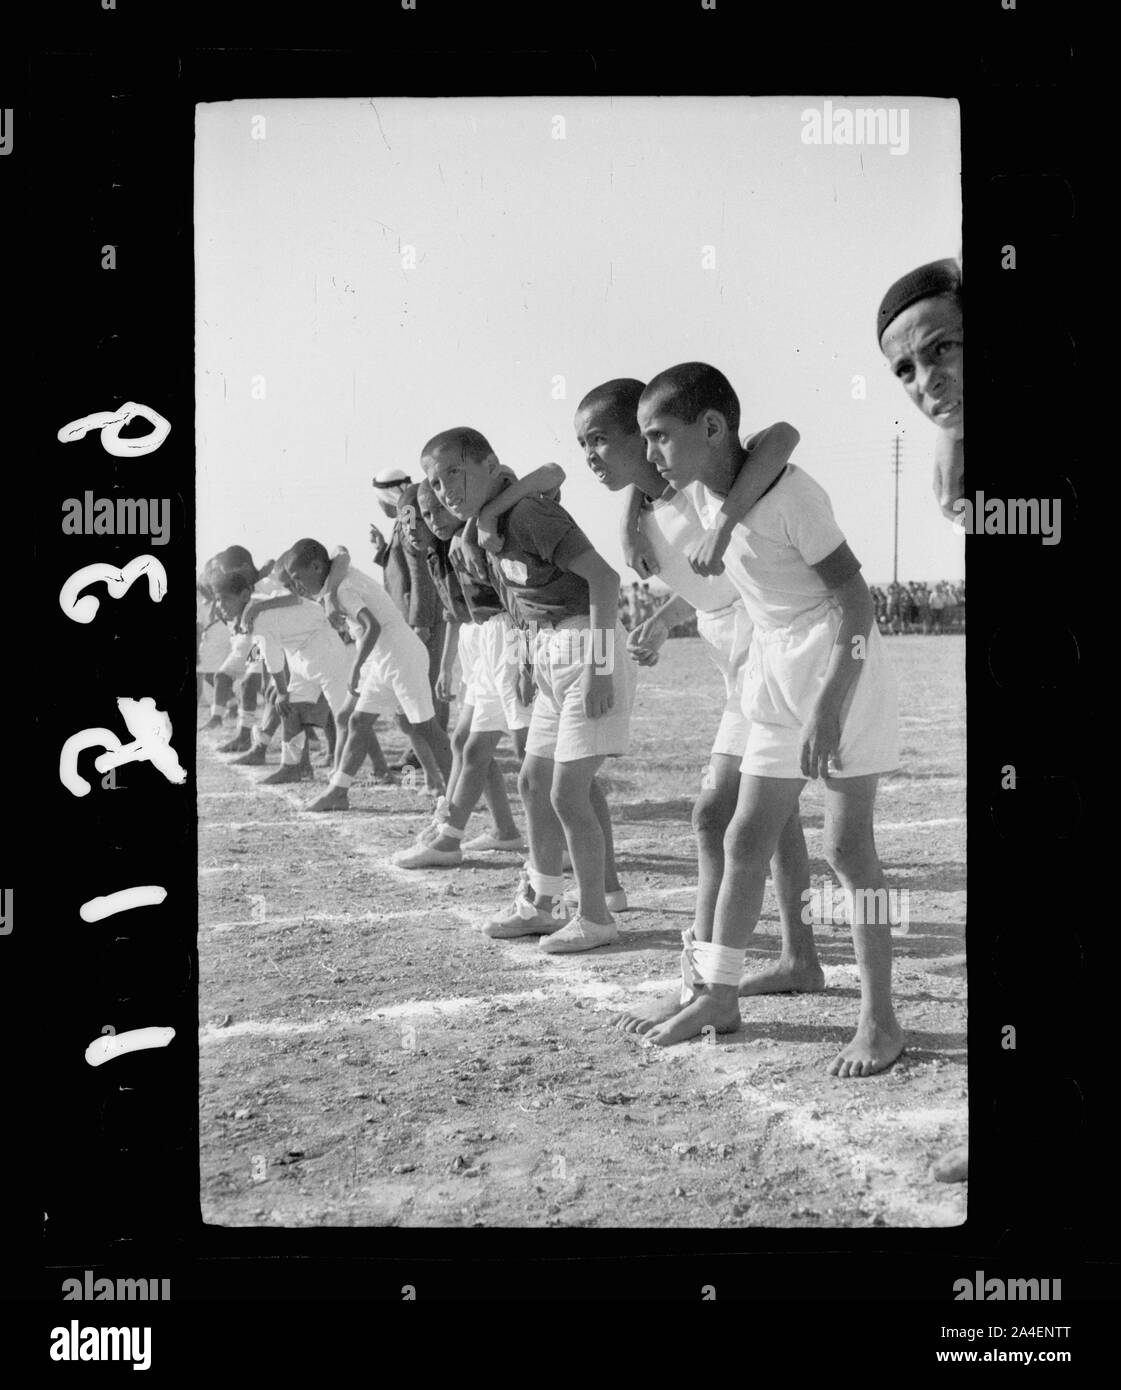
[505,497,592,571]
[779,475,847,567]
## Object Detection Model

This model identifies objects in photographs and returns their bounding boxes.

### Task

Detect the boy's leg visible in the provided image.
[642,774,804,1047]
[396,726,505,866]
[230,688,280,764]
[550,755,611,925]
[203,671,234,728]
[588,776,621,895]
[482,752,570,938]
[479,757,520,841]
[740,808,824,995]
[399,715,449,794]
[306,708,370,810]
[612,751,741,1034]
[822,774,904,1077]
[260,702,314,784]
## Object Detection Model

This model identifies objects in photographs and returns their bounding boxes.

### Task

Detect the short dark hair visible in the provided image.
[214,571,251,599]
[286,538,329,572]
[577,378,646,434]
[420,427,495,467]
[640,362,741,436]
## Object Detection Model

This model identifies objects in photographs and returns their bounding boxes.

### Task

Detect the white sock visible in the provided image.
[329,770,354,789]
[252,729,273,749]
[281,732,307,766]
[238,708,258,731]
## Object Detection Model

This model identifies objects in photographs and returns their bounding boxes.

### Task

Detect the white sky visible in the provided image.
[196,96,962,588]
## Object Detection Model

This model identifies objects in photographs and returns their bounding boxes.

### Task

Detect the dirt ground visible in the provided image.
[198,634,966,1229]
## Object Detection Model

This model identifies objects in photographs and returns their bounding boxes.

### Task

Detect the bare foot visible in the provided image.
[739,956,825,997]
[609,986,682,1035]
[306,786,349,812]
[932,1144,968,1183]
[828,1016,905,1077]
[644,987,741,1048]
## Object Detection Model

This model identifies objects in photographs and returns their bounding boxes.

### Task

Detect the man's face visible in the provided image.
[288,558,326,600]
[425,447,494,521]
[637,396,711,489]
[881,295,964,437]
[573,404,646,491]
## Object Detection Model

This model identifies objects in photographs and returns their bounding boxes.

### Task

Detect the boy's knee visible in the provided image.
[824,834,875,879]
[519,760,551,804]
[451,722,471,756]
[692,783,735,840]
[550,774,591,824]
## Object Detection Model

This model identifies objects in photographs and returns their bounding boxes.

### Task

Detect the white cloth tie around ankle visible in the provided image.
[680,928,745,1002]
[436,822,465,841]
[527,867,566,900]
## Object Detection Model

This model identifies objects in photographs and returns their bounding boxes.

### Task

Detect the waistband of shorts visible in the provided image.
[751,598,841,643]
[696,598,743,623]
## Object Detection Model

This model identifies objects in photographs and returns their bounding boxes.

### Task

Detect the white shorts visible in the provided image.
[197,622,232,674]
[283,631,351,715]
[219,631,264,681]
[462,613,534,734]
[740,604,899,780]
[354,625,435,724]
[696,601,754,760]
[525,618,636,763]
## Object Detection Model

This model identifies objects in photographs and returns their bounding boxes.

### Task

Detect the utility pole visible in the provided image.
[891,435,901,586]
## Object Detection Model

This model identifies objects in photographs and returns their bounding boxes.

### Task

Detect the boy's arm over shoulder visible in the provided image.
[687,421,800,577]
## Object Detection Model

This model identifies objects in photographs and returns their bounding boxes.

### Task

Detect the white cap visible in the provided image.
[372,467,410,490]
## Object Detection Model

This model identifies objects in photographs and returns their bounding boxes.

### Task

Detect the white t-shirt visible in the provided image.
[637,490,740,613]
[687,465,847,630]
[333,565,411,645]
[252,598,337,674]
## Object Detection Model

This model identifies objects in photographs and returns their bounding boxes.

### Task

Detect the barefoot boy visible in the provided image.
[569,378,822,1021]
[424,426,635,953]
[624,363,903,1076]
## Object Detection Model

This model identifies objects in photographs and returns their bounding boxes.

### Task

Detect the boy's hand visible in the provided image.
[800,702,842,780]
[581,666,615,719]
[275,695,292,719]
[628,616,669,654]
[623,532,660,579]
[686,525,731,577]
[239,599,262,633]
[454,521,490,582]
[476,505,503,554]
[436,668,455,702]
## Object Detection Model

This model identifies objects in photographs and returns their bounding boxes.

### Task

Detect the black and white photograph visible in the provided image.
[194,94,967,1229]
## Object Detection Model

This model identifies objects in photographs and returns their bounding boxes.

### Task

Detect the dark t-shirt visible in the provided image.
[487,495,593,627]
[424,541,472,625]
[446,545,505,624]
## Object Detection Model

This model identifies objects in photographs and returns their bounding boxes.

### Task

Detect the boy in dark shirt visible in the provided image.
[424,426,636,953]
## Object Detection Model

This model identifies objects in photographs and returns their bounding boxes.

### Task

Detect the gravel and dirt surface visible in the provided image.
[199,634,966,1228]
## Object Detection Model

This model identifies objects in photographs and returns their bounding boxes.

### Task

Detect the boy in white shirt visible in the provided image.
[214,571,350,785]
[625,362,903,1077]
[285,538,453,808]
[572,378,822,1017]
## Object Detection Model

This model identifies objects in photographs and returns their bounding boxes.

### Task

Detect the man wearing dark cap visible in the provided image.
[878,257,964,521]
[879,257,968,1187]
